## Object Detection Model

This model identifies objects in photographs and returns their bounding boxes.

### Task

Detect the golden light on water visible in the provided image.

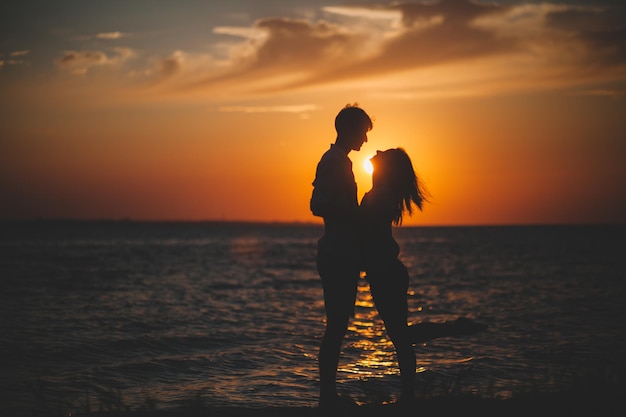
[338,277,479,384]
[340,279,401,378]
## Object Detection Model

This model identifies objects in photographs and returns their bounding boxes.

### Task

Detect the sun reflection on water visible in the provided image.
[339,275,477,382]
[339,277,402,378]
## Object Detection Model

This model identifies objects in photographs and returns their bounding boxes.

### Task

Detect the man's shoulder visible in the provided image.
[318,144,348,166]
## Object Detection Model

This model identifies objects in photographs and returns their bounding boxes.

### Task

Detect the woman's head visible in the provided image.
[370,148,429,225]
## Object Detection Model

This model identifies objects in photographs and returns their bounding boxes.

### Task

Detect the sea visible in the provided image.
[0,221,624,416]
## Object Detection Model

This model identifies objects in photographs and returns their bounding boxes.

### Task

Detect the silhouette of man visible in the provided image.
[310,103,373,409]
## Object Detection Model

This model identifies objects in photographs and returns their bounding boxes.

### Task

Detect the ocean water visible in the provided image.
[0,221,624,415]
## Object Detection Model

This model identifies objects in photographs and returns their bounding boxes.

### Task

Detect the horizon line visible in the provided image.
[1,218,623,227]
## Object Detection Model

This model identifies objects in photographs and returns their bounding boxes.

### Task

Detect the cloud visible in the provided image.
[10,50,30,57]
[213,26,266,40]
[73,32,132,41]
[55,50,109,75]
[0,50,31,69]
[96,31,131,40]
[314,0,516,81]
[218,104,318,113]
[160,16,373,96]
[55,47,136,75]
[153,0,626,99]
[159,56,181,79]
[545,6,626,66]
[218,104,319,120]
[148,50,218,85]
[571,89,626,99]
[218,17,368,74]
[322,6,400,21]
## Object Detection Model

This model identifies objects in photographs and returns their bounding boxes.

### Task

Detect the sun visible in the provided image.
[363,157,374,175]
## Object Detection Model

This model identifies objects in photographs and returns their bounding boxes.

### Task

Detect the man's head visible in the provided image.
[335,104,373,152]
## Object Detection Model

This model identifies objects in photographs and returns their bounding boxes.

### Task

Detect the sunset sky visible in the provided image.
[1,0,625,225]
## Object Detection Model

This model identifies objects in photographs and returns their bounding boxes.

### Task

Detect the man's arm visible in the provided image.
[310,158,357,219]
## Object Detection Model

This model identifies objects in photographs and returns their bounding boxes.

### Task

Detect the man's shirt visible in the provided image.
[310,144,360,260]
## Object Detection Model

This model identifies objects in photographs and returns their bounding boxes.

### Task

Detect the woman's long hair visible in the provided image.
[373,148,430,225]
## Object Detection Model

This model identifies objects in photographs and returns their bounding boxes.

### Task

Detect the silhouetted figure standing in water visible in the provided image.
[360,148,486,406]
[310,103,373,410]
[359,148,429,405]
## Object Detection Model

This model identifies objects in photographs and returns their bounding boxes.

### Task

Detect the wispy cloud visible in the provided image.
[54,1,623,101]
[571,89,626,99]
[213,26,266,40]
[149,50,218,84]
[158,0,625,99]
[73,31,132,42]
[0,50,30,69]
[218,104,318,113]
[322,6,400,21]
[55,47,136,75]
[10,50,30,57]
[96,31,131,40]
[218,104,319,119]
[166,16,374,95]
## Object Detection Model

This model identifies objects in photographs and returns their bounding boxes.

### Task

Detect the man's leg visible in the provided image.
[316,253,359,408]
[318,313,350,402]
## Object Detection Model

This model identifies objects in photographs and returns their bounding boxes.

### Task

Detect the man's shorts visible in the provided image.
[316,251,360,319]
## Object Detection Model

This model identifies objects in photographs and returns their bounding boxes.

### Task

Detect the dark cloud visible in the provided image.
[159,56,180,78]
[357,0,515,71]
[264,0,518,91]
[57,50,106,65]
[252,18,356,68]
[55,50,108,75]
[546,6,626,65]
[54,48,135,75]
[546,6,625,32]
[177,0,626,96]
[396,0,506,27]
[182,17,363,91]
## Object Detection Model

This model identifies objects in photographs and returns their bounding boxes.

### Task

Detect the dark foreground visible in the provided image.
[65,394,624,417]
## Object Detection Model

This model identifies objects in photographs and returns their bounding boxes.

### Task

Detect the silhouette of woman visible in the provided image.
[359,148,427,404]
[359,148,485,405]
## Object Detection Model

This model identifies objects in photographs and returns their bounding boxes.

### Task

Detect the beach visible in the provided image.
[59,393,625,417]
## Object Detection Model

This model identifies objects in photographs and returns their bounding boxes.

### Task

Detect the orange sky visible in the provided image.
[1,0,625,225]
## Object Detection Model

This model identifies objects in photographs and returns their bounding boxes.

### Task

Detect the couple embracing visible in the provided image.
[310,104,487,409]
[310,104,485,411]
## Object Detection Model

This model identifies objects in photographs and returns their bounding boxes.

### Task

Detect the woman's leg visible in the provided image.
[368,261,416,400]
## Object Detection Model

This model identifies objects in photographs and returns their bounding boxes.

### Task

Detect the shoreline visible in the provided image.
[30,393,624,417]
